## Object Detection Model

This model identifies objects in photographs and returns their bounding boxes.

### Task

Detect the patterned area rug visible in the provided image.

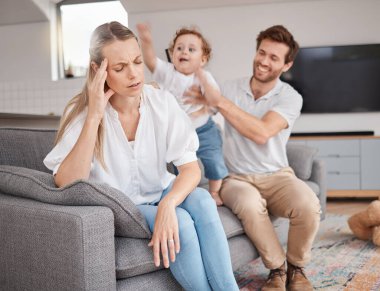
[235,214,380,290]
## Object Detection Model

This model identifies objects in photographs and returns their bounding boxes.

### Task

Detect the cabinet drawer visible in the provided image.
[324,157,360,173]
[327,173,360,190]
[361,139,380,189]
[307,140,359,157]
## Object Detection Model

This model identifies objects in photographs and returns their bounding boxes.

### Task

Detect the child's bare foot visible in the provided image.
[210,191,223,206]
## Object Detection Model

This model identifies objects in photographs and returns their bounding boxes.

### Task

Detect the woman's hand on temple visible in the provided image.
[88,58,115,122]
[148,197,180,268]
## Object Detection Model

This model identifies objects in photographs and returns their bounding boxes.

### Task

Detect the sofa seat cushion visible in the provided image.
[115,237,161,279]
[0,165,151,238]
[287,144,318,180]
[115,212,290,279]
[218,206,244,238]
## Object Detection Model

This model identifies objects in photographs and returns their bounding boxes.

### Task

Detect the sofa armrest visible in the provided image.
[309,159,327,220]
[0,193,117,291]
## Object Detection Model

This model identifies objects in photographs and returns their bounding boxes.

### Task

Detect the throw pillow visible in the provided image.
[0,165,151,238]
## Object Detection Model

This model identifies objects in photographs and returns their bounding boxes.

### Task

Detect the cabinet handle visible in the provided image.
[328,171,341,175]
[327,154,340,158]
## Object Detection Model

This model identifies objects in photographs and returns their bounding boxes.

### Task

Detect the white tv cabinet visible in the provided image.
[289,135,380,198]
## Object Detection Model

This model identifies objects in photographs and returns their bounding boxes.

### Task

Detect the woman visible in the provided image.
[43,21,238,291]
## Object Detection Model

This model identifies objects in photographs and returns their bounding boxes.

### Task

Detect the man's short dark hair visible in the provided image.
[256,25,299,64]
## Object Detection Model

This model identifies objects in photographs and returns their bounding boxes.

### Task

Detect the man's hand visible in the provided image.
[184,69,223,108]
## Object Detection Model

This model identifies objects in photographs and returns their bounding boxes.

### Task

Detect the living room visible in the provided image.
[0,0,379,290]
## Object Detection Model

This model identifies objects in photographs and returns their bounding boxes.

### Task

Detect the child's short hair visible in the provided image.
[168,27,212,62]
[256,25,299,64]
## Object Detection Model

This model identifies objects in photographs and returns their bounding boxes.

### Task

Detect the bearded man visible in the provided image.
[187,25,321,291]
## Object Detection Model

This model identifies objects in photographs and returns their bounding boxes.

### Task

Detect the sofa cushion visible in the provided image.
[287,144,318,180]
[218,206,244,238]
[115,237,160,279]
[0,165,151,238]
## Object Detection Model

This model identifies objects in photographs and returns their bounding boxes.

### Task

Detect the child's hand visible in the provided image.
[136,23,152,43]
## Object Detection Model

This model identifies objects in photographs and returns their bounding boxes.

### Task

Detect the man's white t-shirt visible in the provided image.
[153,57,219,128]
[44,85,199,205]
[222,77,302,174]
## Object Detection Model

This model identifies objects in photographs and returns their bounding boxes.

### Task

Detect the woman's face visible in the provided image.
[102,38,144,98]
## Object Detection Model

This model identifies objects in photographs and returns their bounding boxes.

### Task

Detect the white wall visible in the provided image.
[129,0,380,135]
[1,0,380,134]
[0,22,51,81]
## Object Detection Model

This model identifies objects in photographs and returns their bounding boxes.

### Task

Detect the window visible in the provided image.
[58,0,128,78]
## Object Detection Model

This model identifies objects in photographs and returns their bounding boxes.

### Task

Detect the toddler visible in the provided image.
[137,23,228,205]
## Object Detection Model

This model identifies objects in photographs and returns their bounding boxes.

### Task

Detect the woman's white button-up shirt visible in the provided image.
[44,85,199,205]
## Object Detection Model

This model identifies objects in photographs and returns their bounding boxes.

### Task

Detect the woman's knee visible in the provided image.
[186,187,217,211]
[176,208,198,245]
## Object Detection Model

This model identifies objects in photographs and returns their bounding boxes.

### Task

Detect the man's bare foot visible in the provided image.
[210,191,223,206]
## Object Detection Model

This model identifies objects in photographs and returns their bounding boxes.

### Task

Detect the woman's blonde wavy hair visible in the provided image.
[55,21,137,168]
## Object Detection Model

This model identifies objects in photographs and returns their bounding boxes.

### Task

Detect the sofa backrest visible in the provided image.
[0,128,57,173]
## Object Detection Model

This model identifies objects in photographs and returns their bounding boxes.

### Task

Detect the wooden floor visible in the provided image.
[326,197,377,216]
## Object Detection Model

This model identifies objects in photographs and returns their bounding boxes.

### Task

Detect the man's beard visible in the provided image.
[253,62,282,83]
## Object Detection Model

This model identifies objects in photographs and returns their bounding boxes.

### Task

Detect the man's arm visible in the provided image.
[136,23,157,73]
[217,97,288,144]
[186,70,288,144]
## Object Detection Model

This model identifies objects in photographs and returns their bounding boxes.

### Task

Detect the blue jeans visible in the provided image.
[173,118,228,180]
[196,118,228,180]
[137,185,238,291]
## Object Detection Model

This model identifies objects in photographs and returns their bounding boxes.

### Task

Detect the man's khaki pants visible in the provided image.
[220,167,321,269]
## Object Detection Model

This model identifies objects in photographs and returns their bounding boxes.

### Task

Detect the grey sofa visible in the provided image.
[0,128,326,291]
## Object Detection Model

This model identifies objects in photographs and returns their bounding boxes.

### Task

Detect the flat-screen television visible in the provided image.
[280,44,380,113]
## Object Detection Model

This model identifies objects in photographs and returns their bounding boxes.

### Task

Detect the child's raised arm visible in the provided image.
[136,23,157,73]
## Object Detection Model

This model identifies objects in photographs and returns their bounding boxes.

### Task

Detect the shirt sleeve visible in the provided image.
[163,91,199,166]
[152,57,175,88]
[271,85,303,129]
[43,112,87,175]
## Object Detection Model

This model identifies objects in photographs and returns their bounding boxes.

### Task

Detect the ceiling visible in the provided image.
[0,0,48,26]
[123,0,317,14]
[0,0,317,26]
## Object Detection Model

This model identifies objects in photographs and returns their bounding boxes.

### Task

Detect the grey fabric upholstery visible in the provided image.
[0,165,151,238]
[0,128,326,290]
[310,159,327,220]
[0,194,116,291]
[117,269,182,291]
[0,128,55,173]
[287,144,318,180]
[115,237,158,279]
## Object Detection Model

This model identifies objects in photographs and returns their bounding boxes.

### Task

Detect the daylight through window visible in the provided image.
[59,1,128,78]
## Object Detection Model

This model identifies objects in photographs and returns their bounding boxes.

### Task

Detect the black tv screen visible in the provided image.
[281,44,380,113]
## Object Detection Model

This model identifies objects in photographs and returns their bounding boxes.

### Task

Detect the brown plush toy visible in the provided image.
[348,200,380,246]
